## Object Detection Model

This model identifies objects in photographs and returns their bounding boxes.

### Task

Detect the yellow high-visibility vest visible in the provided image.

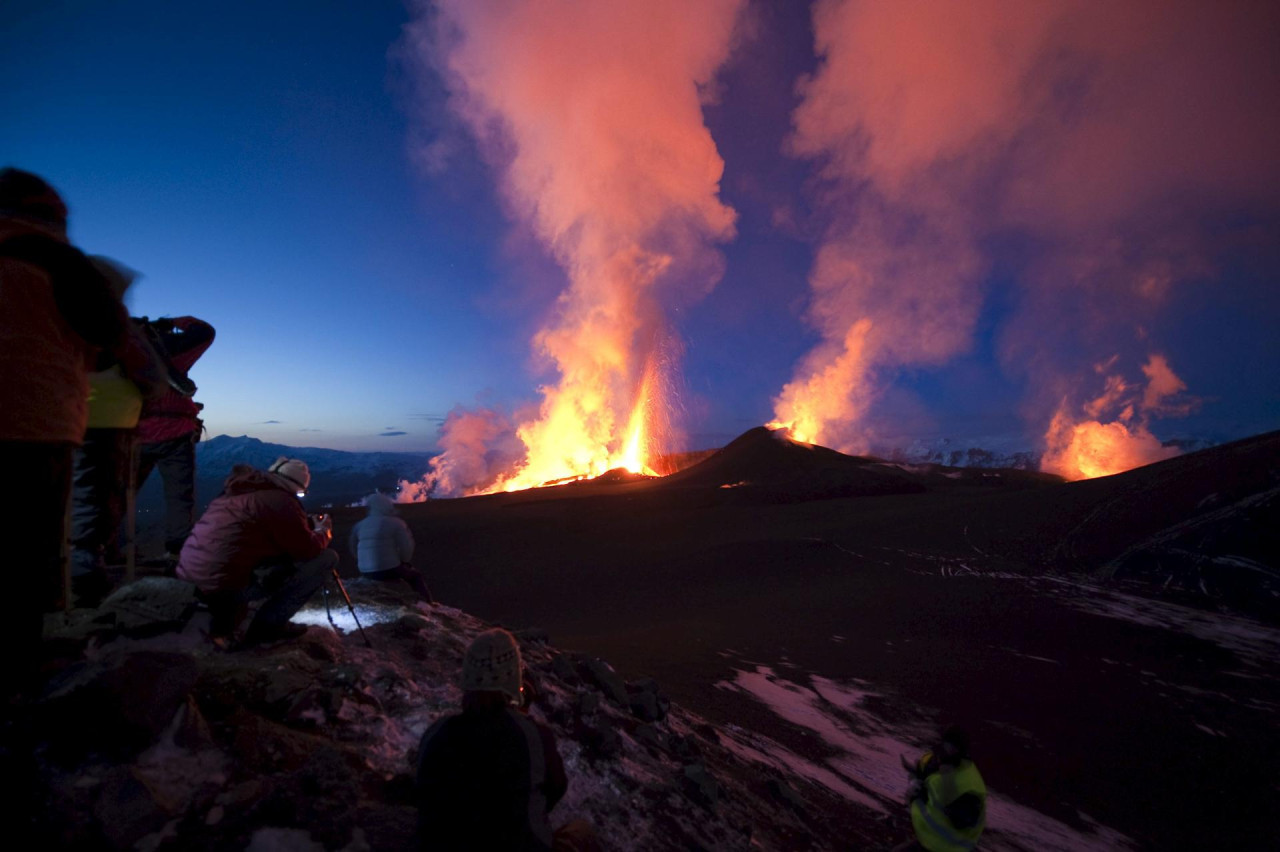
[911,759,987,852]
[86,366,142,429]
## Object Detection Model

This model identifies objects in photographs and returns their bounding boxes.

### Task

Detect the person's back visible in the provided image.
[417,702,562,851]
[904,726,986,852]
[351,493,413,574]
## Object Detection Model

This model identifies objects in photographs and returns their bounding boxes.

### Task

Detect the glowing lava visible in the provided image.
[1041,354,1191,481]
[489,353,664,492]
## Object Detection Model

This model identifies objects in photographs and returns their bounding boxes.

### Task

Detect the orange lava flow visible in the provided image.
[486,355,664,492]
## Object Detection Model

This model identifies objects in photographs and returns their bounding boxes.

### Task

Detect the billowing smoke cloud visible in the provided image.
[1041,354,1195,481]
[774,0,1280,468]
[397,406,523,499]
[405,0,744,495]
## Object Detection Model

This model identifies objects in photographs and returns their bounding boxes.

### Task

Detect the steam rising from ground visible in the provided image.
[405,0,744,495]
[1041,354,1194,481]
[772,0,1280,471]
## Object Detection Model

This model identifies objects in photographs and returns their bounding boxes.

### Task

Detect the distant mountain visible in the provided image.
[875,438,1041,470]
[872,434,1220,471]
[137,435,434,520]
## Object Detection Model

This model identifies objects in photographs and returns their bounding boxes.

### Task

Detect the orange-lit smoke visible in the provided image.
[773,0,1280,453]
[410,0,743,494]
[1041,354,1193,480]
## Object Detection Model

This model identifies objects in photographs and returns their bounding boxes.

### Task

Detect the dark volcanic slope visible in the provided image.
[350,429,1280,850]
[658,426,925,501]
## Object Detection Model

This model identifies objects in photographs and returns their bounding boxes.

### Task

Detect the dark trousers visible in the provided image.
[69,428,133,578]
[0,441,73,676]
[362,562,434,602]
[203,550,337,636]
[136,433,196,554]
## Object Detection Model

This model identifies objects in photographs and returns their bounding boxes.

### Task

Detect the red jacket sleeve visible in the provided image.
[164,317,216,371]
[263,491,329,562]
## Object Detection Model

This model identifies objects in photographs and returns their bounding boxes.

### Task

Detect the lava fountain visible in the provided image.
[407,0,745,496]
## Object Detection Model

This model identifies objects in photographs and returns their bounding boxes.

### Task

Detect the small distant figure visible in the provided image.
[176,457,336,647]
[416,629,600,852]
[349,492,432,603]
[135,315,215,561]
[893,725,987,852]
[0,167,130,670]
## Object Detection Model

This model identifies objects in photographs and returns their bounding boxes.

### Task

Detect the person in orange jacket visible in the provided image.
[0,167,130,675]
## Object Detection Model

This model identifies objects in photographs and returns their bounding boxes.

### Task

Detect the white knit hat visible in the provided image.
[461,629,522,703]
[269,457,311,493]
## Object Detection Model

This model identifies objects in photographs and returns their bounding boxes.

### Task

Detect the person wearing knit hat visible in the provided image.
[1,167,130,683]
[416,629,600,851]
[268,457,311,495]
[177,459,336,647]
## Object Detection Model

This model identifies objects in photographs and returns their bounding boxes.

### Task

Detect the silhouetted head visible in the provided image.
[0,167,68,235]
[88,256,139,300]
[461,628,523,708]
[938,724,971,764]
[364,492,396,517]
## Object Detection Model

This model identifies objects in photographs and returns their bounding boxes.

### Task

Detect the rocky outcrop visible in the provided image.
[14,576,878,850]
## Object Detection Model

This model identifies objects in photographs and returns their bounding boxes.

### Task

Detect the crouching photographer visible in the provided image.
[176,457,336,647]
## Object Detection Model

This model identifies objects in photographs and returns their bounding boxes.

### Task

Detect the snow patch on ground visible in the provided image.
[716,664,1135,851]
[1060,585,1280,670]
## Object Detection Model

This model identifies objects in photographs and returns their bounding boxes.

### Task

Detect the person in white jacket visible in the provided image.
[349,492,433,602]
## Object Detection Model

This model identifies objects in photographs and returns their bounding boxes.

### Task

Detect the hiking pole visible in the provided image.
[330,568,372,648]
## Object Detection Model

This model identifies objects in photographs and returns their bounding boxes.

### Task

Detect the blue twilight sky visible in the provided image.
[3,1,1277,453]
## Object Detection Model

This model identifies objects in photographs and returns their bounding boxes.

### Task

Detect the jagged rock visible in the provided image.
[766,778,805,809]
[671,734,703,764]
[549,653,579,683]
[43,608,119,645]
[515,627,549,644]
[353,801,417,851]
[582,717,622,758]
[230,709,337,773]
[262,669,316,714]
[633,724,667,752]
[626,677,669,722]
[581,657,629,706]
[575,690,600,718]
[681,763,720,807]
[693,722,721,743]
[99,577,199,636]
[93,766,169,849]
[41,650,200,759]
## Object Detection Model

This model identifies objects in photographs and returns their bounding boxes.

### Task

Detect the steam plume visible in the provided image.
[1041,354,1194,481]
[774,0,1280,469]
[408,0,744,494]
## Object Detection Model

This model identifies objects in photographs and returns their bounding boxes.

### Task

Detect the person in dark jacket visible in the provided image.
[416,629,599,852]
[176,457,335,646]
[135,315,215,559]
[0,167,130,675]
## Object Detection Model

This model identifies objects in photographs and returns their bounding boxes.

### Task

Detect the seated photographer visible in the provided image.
[177,457,336,646]
[349,492,433,603]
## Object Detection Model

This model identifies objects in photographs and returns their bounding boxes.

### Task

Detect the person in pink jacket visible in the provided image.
[177,457,336,646]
